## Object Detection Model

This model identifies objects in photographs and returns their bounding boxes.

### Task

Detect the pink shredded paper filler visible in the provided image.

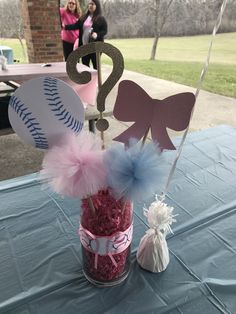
[80,189,133,282]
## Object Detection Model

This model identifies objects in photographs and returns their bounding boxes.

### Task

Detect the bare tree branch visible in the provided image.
[150,0,174,60]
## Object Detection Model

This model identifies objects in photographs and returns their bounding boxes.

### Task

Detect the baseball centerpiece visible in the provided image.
[8,42,195,287]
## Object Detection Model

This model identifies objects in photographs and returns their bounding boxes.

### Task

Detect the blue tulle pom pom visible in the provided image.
[105,140,166,202]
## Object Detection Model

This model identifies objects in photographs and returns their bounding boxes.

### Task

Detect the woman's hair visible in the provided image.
[65,0,82,18]
[83,0,102,22]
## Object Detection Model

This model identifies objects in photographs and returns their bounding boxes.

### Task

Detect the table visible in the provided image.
[0,125,235,314]
[0,62,113,132]
[0,45,14,64]
[0,62,97,105]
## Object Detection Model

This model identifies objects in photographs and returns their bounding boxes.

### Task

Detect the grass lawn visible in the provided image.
[1,33,236,98]
[103,33,236,98]
[0,38,28,63]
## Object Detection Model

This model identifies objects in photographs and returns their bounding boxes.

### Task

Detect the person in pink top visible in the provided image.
[60,0,82,60]
[65,0,107,69]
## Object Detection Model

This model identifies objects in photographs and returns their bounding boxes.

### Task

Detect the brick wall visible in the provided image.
[21,0,63,63]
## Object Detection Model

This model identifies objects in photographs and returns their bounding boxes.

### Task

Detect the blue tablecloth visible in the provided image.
[0,125,236,314]
[0,45,14,64]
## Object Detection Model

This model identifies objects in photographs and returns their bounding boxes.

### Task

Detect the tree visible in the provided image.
[149,0,174,60]
[0,0,26,61]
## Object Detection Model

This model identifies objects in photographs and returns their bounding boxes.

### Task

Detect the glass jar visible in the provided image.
[79,189,133,287]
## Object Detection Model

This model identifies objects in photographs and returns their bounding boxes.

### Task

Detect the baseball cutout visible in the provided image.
[8,77,85,149]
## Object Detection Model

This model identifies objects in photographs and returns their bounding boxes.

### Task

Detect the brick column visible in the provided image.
[21,0,63,63]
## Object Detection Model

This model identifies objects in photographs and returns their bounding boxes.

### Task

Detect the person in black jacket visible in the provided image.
[64,0,107,69]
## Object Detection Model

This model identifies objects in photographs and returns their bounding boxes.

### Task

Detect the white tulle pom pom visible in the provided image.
[137,198,176,273]
[144,200,176,234]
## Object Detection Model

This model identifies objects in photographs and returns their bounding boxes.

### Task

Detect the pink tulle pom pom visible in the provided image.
[41,131,107,198]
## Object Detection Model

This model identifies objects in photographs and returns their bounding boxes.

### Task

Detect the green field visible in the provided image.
[0,38,28,63]
[1,33,236,98]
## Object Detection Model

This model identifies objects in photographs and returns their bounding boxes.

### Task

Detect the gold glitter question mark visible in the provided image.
[66,42,124,137]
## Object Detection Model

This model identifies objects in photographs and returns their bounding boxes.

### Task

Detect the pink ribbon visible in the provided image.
[78,224,133,269]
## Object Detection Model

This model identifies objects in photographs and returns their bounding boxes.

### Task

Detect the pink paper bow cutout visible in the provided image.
[113,80,195,150]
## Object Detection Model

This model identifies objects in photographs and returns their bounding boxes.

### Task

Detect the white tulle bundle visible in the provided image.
[137,199,176,273]
[144,200,176,235]
[41,131,107,198]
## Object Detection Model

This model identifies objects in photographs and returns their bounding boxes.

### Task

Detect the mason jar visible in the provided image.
[79,189,133,287]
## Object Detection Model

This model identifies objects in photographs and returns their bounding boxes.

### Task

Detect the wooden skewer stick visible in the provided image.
[122,128,150,212]
[88,196,96,215]
[121,200,127,214]
[96,51,105,150]
[142,127,150,147]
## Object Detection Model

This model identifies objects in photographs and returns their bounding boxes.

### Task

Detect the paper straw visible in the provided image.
[160,0,228,200]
